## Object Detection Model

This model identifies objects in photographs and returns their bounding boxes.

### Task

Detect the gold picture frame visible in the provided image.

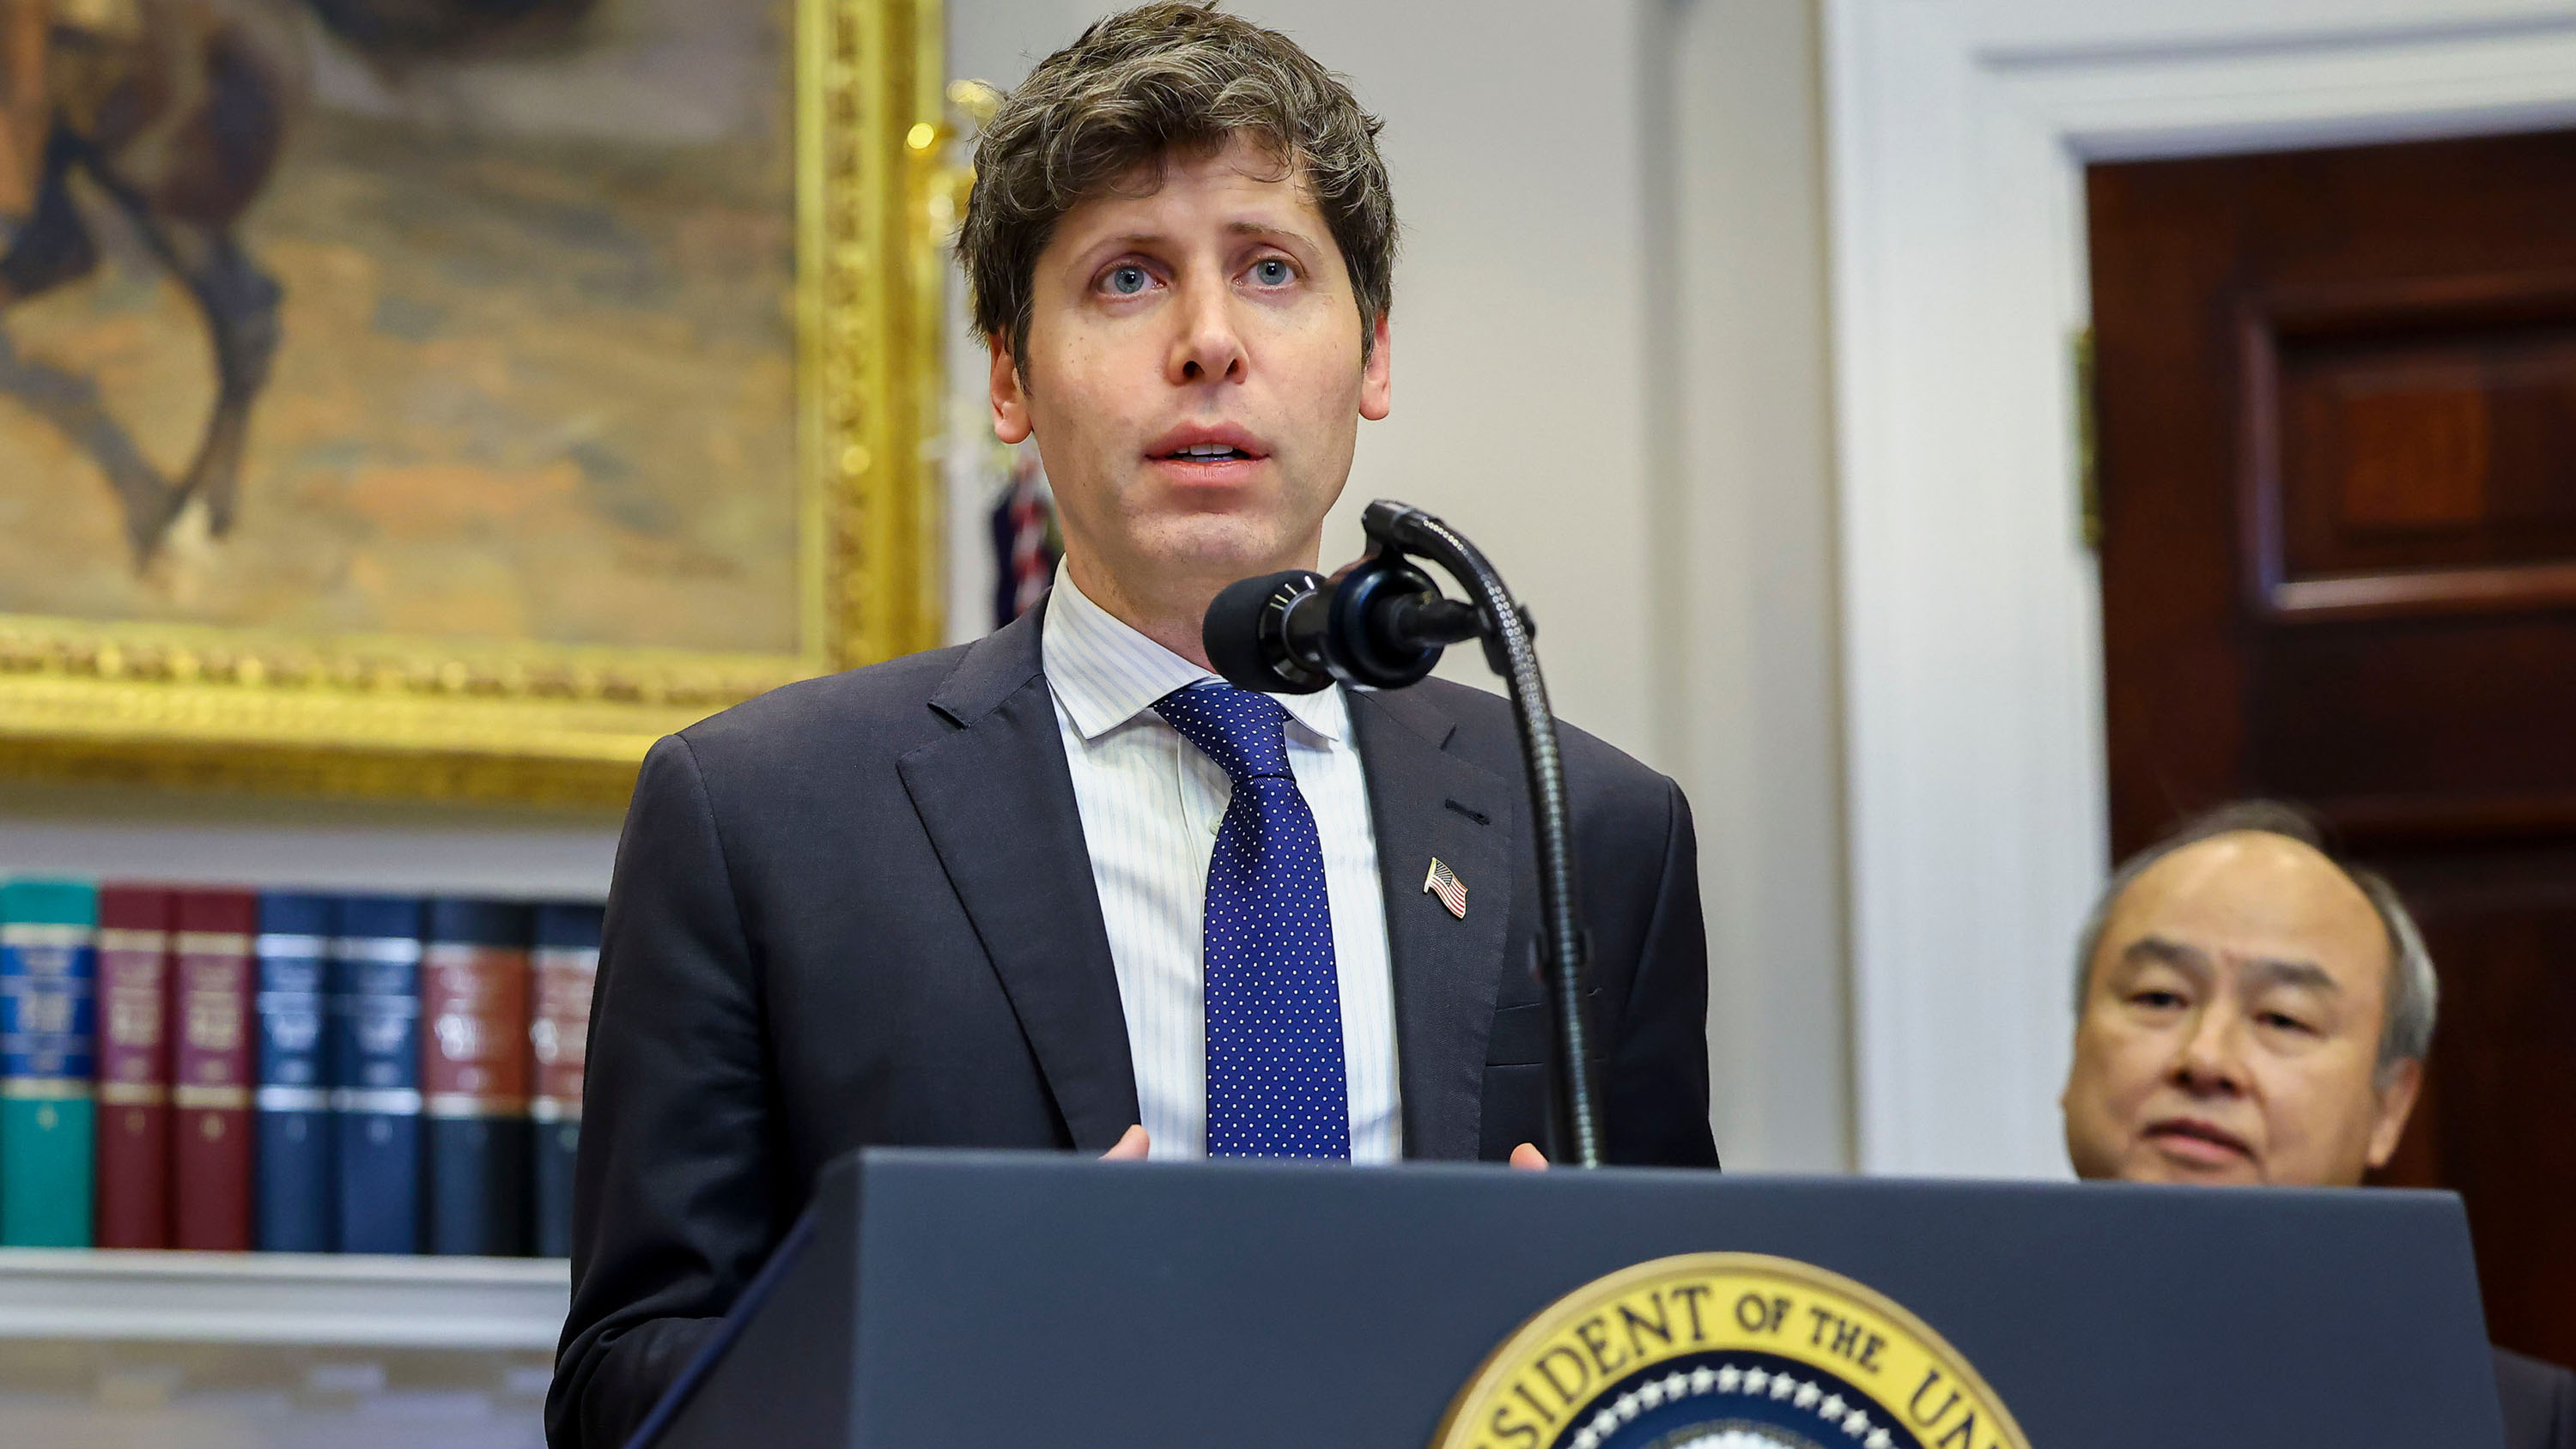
[0,0,950,809]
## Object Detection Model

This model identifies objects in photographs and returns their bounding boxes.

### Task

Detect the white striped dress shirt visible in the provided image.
[1042,565,1401,1162]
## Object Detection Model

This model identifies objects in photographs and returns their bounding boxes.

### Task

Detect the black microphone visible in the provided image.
[1199,500,1603,1168]
[1204,555,1496,694]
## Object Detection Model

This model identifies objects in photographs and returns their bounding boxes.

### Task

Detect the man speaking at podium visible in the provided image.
[550,6,1717,1444]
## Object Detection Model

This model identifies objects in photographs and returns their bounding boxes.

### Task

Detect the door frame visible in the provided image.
[1822,0,2576,1176]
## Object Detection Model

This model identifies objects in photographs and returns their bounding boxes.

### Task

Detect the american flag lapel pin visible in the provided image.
[1424,858,1468,919]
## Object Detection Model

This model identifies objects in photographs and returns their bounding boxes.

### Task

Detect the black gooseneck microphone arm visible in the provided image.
[1361,502,1601,1170]
[1200,500,1604,1168]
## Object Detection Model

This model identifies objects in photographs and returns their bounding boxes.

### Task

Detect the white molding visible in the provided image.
[1822,0,2576,1176]
[0,1250,568,1349]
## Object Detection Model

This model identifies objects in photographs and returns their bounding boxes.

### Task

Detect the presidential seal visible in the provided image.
[1431,1253,2029,1449]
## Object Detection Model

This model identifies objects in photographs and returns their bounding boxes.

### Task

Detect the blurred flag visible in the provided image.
[989,447,1059,629]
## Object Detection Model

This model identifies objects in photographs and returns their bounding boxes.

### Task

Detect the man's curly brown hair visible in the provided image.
[959,2,1397,367]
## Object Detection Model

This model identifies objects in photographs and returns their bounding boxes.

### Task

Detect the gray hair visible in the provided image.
[2072,801,2438,1086]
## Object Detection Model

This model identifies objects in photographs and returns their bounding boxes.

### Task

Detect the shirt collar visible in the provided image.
[1041,561,1348,745]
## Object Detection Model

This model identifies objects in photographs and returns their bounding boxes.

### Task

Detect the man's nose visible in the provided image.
[1165,276,1249,386]
[2171,1006,2248,1096]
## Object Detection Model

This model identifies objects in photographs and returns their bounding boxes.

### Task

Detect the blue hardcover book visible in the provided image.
[331,895,424,1255]
[422,898,533,1257]
[255,894,337,1252]
[530,902,604,1258]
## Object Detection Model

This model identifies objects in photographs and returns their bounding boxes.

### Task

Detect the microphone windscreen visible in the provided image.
[1204,571,1324,692]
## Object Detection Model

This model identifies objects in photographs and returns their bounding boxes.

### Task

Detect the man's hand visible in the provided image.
[1510,1143,1549,1170]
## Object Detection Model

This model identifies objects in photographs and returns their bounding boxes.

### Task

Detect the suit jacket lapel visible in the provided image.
[1350,686,1516,1161]
[897,606,1139,1152]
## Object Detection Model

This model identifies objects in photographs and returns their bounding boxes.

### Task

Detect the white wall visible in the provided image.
[949,0,1855,1169]
[1663,0,1851,1171]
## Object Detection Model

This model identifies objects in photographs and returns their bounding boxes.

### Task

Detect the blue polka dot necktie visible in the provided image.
[1154,682,1352,1160]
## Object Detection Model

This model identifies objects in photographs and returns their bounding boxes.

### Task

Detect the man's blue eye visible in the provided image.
[1253,258,1291,285]
[1106,266,1149,295]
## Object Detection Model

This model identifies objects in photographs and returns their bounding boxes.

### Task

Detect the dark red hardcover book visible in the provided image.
[94,885,174,1250]
[172,889,257,1252]
[529,904,601,1258]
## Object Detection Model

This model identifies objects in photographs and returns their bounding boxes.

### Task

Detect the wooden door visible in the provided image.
[2091,129,2576,1369]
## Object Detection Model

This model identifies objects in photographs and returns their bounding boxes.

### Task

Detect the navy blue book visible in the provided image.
[253,894,337,1252]
[422,899,533,1257]
[331,895,424,1255]
[531,903,603,1258]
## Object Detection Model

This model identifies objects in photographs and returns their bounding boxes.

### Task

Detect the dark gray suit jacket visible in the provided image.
[2500,1347,2576,1449]
[546,603,1718,1448]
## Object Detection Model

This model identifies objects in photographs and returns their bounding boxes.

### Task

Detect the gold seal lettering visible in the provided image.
[1431,1253,2029,1449]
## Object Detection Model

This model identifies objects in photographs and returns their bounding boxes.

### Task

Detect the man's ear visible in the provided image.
[2364,1055,2425,1170]
[989,333,1033,444]
[1359,309,1392,421]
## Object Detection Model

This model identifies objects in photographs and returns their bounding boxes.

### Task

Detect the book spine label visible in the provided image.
[94,925,172,1249]
[333,937,422,1255]
[423,943,532,1118]
[256,931,335,1252]
[1,923,98,1246]
[530,940,597,1258]
[529,943,596,1123]
[425,941,532,1256]
[173,931,254,1251]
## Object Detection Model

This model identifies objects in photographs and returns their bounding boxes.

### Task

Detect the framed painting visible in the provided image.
[0,0,949,807]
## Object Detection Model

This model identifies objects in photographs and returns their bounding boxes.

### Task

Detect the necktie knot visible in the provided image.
[1153,683,1294,782]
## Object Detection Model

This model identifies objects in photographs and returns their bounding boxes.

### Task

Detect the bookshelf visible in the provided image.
[0,1250,568,1350]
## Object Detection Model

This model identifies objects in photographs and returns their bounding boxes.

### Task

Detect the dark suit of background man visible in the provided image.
[547,6,1720,1445]
[2059,803,2575,1449]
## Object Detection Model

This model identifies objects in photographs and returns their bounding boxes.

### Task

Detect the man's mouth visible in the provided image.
[1146,425,1269,467]
[2142,1116,2255,1165]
